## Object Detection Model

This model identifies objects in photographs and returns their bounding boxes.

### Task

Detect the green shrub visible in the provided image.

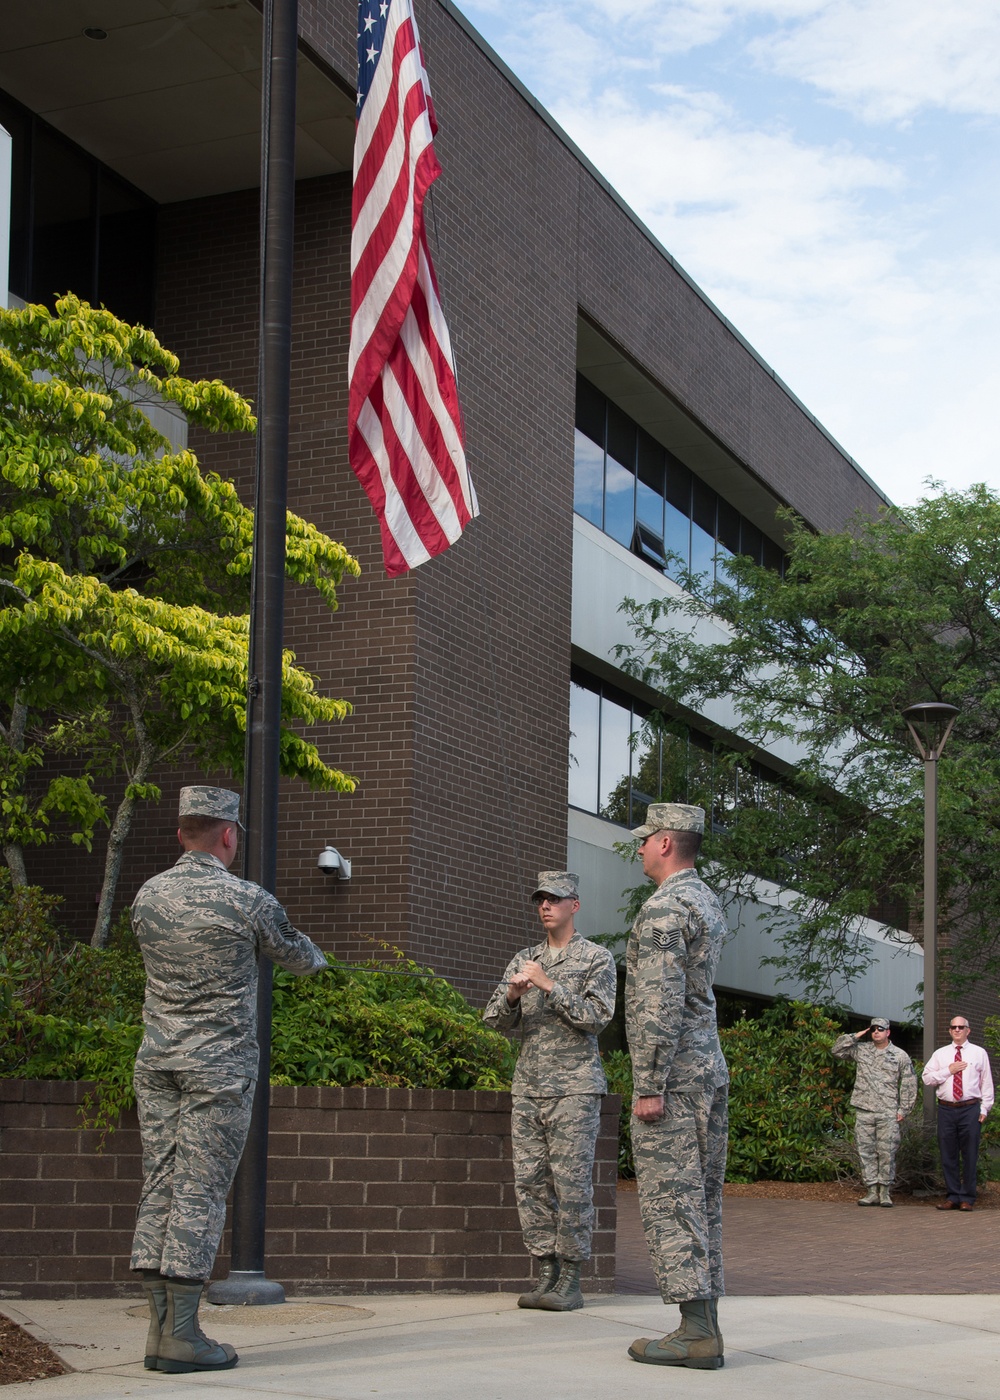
[0,879,516,1131]
[602,1049,635,1176]
[270,952,517,1090]
[605,1000,856,1183]
[723,1001,855,1181]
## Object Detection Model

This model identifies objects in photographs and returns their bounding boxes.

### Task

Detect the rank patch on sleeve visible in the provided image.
[650,925,682,953]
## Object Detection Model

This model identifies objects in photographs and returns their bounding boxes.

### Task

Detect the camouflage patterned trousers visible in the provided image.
[632,1084,728,1303]
[854,1109,901,1186]
[131,1066,255,1281]
[511,1094,602,1262]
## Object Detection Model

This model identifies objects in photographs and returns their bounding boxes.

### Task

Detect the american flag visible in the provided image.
[348,0,478,577]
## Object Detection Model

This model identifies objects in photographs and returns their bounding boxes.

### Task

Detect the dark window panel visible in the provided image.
[717,498,740,554]
[606,402,636,473]
[575,373,606,446]
[636,430,664,494]
[692,476,717,536]
[740,519,764,565]
[636,430,665,535]
[665,453,692,514]
[30,126,95,308]
[762,535,784,573]
[97,171,155,326]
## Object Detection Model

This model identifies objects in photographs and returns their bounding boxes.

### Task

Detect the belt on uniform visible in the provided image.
[937,1098,981,1107]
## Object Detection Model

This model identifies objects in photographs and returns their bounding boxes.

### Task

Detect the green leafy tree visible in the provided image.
[615,485,1000,1001]
[0,296,360,943]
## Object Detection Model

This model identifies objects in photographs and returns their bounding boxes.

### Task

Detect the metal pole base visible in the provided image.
[206,1272,286,1306]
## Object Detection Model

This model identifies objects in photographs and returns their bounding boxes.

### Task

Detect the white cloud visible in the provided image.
[752,0,1000,122]
[456,1,1000,504]
[551,86,908,318]
[463,1,1000,122]
[545,84,1000,503]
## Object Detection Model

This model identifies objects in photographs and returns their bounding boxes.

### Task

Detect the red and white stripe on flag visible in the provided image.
[349,0,478,577]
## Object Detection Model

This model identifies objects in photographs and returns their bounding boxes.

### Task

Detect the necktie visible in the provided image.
[953,1046,964,1100]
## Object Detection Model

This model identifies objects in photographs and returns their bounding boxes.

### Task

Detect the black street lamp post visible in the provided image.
[902,701,959,1127]
[206,0,298,1307]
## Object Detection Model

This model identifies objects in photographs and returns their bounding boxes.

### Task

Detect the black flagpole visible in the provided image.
[207,0,298,1307]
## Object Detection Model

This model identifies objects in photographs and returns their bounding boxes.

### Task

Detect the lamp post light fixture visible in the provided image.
[902,701,959,1126]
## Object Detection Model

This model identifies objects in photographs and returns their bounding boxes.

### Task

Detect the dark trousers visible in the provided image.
[937,1099,982,1204]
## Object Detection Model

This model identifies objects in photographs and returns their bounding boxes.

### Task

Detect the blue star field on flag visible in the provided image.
[356,0,391,116]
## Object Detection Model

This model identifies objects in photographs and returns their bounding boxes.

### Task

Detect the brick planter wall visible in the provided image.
[0,1080,619,1299]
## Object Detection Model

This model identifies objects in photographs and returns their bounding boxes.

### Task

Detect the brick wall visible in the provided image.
[0,1080,619,1300]
[26,0,902,1010]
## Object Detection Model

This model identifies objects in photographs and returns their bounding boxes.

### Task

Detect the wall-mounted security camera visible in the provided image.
[317,845,351,881]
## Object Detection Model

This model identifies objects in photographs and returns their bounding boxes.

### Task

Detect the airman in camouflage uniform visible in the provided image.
[624,804,728,1371]
[483,871,616,1312]
[130,787,327,1375]
[832,1017,917,1207]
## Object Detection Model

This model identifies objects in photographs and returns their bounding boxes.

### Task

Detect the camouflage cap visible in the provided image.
[178,785,244,829]
[631,802,705,839]
[531,871,580,900]
[870,1017,891,1031]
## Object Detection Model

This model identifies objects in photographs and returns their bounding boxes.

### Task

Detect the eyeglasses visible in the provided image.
[949,1024,970,1031]
[531,893,566,906]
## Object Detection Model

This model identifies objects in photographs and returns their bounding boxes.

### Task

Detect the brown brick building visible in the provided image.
[0,1,924,1019]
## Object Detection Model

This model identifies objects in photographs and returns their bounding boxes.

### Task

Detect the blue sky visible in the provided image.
[453,0,1000,507]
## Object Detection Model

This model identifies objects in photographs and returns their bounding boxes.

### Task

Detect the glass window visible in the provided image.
[635,430,665,535]
[717,499,740,555]
[740,520,763,566]
[690,478,717,589]
[0,85,156,323]
[604,404,635,548]
[762,535,785,574]
[664,456,691,579]
[574,428,604,527]
[572,378,789,595]
[568,670,790,833]
[0,92,31,299]
[598,693,632,818]
[629,712,661,828]
[98,171,156,328]
[660,728,689,804]
[32,125,95,308]
[688,731,714,812]
[575,374,606,444]
[568,682,600,811]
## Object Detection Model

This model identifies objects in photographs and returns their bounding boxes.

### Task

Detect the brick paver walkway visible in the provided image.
[616,1186,1000,1294]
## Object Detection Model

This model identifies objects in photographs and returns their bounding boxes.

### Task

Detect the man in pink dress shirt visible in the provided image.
[921,1016,994,1211]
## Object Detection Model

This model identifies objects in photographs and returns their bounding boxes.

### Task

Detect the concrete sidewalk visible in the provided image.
[3,1291,1000,1399]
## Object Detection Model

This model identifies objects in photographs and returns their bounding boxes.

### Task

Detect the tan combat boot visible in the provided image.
[139,1273,167,1371]
[879,1184,893,1207]
[536,1259,583,1311]
[157,1280,239,1374]
[857,1186,880,1206]
[517,1255,560,1309]
[629,1298,724,1369]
